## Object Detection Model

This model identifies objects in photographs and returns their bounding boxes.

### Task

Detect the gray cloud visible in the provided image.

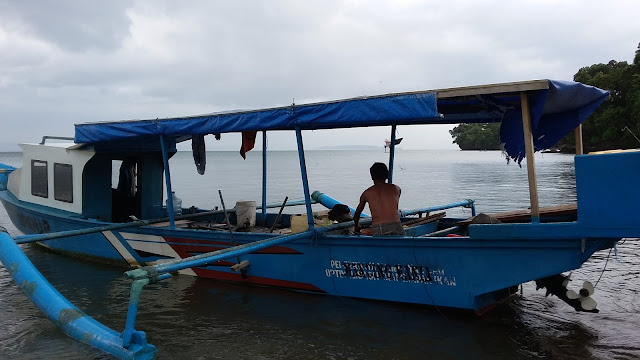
[0,0,638,151]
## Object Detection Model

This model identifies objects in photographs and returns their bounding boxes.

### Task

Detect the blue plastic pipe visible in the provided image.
[0,228,156,360]
[310,190,369,217]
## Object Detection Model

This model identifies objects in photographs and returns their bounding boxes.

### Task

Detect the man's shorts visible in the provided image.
[371,222,406,236]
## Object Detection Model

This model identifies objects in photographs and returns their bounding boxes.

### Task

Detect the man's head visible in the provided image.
[370,162,388,181]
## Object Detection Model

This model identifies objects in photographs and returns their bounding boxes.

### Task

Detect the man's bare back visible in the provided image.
[360,183,401,225]
[353,162,403,234]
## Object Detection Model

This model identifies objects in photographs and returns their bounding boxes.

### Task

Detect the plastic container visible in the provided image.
[235,200,256,228]
[166,191,182,216]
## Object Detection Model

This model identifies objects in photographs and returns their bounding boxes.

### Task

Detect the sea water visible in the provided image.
[0,150,638,359]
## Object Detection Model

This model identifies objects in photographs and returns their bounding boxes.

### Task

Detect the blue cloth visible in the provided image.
[500,80,609,164]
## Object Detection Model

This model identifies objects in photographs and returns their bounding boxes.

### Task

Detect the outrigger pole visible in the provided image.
[520,93,540,222]
[0,227,157,360]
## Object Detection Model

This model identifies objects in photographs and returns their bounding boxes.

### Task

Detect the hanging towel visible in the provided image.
[240,131,257,159]
[192,134,206,175]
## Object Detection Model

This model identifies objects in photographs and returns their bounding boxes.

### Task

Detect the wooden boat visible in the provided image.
[1,79,638,360]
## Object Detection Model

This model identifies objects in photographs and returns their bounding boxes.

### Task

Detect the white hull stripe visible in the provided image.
[120,232,197,276]
[102,231,140,267]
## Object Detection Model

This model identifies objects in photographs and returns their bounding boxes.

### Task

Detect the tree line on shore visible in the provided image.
[449,43,640,152]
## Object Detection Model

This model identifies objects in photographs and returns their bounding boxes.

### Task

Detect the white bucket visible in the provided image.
[235,200,256,228]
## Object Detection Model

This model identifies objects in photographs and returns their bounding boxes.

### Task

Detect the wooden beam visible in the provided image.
[575,124,584,155]
[435,79,549,99]
[520,93,540,222]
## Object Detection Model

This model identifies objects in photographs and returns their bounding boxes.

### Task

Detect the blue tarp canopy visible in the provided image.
[74,80,609,163]
[75,92,439,142]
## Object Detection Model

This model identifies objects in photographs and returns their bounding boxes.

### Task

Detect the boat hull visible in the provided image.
[0,191,616,312]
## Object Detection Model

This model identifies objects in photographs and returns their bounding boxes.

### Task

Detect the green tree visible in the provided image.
[558,43,640,152]
[449,123,501,150]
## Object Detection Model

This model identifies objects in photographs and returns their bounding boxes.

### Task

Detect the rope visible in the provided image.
[593,248,612,289]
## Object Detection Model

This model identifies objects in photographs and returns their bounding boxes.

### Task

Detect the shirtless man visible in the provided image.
[353,162,405,236]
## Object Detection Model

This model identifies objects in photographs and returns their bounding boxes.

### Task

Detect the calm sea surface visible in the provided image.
[1,150,639,359]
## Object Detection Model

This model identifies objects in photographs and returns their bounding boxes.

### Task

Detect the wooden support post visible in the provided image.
[520,93,540,223]
[575,124,584,155]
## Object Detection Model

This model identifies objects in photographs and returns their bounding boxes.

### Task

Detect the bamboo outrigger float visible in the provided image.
[1,79,639,359]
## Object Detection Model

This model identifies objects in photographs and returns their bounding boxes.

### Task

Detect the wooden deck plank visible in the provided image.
[456,204,577,225]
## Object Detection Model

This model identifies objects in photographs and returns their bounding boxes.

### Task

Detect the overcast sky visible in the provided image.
[0,0,638,152]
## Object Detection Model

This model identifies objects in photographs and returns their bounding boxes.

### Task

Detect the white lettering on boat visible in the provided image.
[325,260,456,286]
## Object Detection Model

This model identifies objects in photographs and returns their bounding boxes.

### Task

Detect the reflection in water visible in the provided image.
[1,150,639,359]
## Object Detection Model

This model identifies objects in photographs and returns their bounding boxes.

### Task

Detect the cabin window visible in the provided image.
[54,163,73,203]
[31,160,48,198]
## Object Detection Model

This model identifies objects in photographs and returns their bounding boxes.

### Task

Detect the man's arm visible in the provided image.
[353,192,367,232]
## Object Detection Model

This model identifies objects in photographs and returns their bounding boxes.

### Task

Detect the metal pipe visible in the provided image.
[262,130,267,222]
[399,200,475,217]
[269,196,288,233]
[15,220,149,244]
[258,198,314,209]
[388,123,397,183]
[159,135,175,229]
[13,200,314,244]
[295,127,314,230]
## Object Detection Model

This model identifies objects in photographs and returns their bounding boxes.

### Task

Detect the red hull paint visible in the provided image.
[193,268,326,293]
[164,236,302,254]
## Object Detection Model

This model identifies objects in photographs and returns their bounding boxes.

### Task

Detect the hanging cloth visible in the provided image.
[191,134,206,175]
[117,159,136,197]
[240,131,257,159]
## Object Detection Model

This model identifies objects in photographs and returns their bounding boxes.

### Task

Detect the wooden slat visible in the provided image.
[456,204,577,225]
[521,93,540,221]
[402,212,446,227]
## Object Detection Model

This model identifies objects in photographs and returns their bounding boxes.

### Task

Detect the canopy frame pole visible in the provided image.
[295,127,315,230]
[261,130,268,223]
[520,93,540,223]
[388,123,397,183]
[575,124,584,155]
[159,135,175,229]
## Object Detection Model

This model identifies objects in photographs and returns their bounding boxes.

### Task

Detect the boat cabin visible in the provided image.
[8,141,169,223]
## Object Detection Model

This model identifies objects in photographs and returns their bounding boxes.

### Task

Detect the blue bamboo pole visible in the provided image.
[388,124,397,183]
[261,131,267,223]
[159,135,175,229]
[0,227,157,360]
[127,230,314,278]
[125,217,375,280]
[295,127,314,230]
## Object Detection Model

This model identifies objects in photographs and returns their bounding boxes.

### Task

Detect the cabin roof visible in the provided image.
[73,79,609,163]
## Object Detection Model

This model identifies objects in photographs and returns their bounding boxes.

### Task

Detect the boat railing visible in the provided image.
[400,199,476,217]
[39,136,75,144]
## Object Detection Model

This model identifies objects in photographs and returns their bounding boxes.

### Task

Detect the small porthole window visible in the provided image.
[31,160,48,198]
[54,163,73,203]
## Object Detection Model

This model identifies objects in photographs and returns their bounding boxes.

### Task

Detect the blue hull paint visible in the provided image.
[0,189,615,312]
